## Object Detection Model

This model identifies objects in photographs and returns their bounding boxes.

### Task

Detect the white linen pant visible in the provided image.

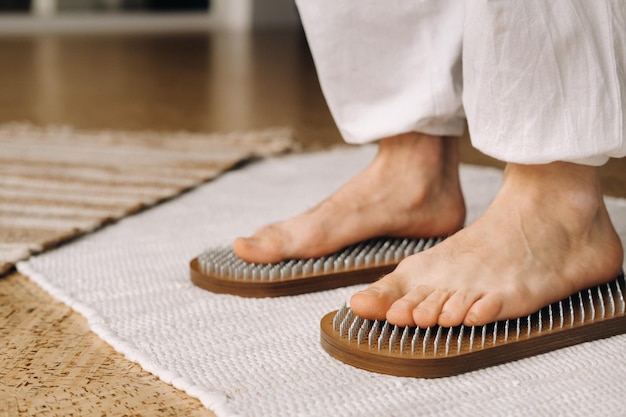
[295,0,626,166]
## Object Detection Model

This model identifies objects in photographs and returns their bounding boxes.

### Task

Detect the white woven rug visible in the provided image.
[18,146,626,417]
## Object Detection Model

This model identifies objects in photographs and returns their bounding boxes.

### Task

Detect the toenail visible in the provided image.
[357,288,381,297]
[389,301,408,311]
[466,312,482,326]
[245,237,259,246]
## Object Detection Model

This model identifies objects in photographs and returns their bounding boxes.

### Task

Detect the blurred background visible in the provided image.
[0,0,344,149]
[0,0,300,30]
[0,0,623,186]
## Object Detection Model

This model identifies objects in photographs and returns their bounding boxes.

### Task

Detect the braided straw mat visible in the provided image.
[0,123,295,275]
[17,145,626,417]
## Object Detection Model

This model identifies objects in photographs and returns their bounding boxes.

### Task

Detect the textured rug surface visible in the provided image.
[18,146,626,417]
[0,123,295,274]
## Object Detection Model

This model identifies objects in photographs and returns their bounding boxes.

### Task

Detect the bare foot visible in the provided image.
[350,162,624,328]
[233,132,466,263]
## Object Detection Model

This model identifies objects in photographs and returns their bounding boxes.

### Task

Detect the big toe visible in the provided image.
[350,275,406,321]
[350,289,390,321]
[232,227,290,264]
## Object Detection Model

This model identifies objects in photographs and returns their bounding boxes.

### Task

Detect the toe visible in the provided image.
[350,273,406,321]
[233,236,281,264]
[412,289,452,328]
[438,289,481,327]
[232,236,261,262]
[232,225,288,264]
[385,285,432,326]
[463,293,504,326]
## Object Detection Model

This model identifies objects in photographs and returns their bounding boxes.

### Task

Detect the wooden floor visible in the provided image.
[0,28,624,416]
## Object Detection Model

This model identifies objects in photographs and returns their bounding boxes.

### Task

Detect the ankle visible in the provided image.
[498,163,622,257]
[377,132,444,162]
[503,162,603,210]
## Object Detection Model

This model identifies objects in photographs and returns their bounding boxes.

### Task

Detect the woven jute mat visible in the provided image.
[0,271,216,416]
[0,123,296,275]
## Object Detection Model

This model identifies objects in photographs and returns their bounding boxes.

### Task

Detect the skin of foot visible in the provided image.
[233,132,466,264]
[350,161,624,328]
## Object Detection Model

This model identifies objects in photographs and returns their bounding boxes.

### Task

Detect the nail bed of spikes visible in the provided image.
[197,236,444,281]
[332,273,626,357]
